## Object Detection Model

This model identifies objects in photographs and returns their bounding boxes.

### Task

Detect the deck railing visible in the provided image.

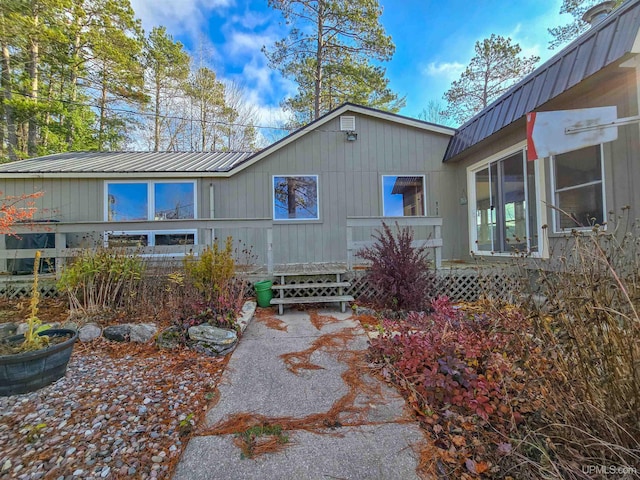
[0,219,274,275]
[346,216,443,269]
[0,216,443,278]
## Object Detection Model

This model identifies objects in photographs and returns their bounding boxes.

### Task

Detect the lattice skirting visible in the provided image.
[3,269,523,304]
[0,281,59,299]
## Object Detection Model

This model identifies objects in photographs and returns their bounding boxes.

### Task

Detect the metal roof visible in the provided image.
[443,0,640,162]
[0,151,254,174]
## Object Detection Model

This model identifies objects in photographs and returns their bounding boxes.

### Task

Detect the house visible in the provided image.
[444,0,640,261]
[1,0,639,288]
[0,104,456,276]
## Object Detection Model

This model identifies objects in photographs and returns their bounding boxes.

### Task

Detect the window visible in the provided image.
[273,175,319,220]
[106,181,195,221]
[105,181,197,251]
[471,150,538,254]
[382,175,425,216]
[552,145,604,231]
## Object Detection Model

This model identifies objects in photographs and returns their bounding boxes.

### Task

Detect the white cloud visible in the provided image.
[130,0,234,35]
[423,61,465,81]
[225,31,274,56]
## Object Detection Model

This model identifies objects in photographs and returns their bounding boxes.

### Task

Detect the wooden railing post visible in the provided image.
[346,225,353,270]
[54,232,66,277]
[434,224,442,269]
[266,227,273,274]
[0,235,6,274]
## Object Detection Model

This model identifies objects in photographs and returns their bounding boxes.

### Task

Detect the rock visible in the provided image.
[130,323,157,343]
[61,321,79,331]
[78,323,101,342]
[103,325,131,342]
[2,459,11,473]
[156,327,182,350]
[236,301,256,333]
[16,323,29,336]
[100,466,110,477]
[0,322,17,339]
[188,325,236,345]
[188,325,238,356]
[151,455,163,463]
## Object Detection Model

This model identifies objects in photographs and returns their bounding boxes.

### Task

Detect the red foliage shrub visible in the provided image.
[370,297,534,423]
[356,221,435,311]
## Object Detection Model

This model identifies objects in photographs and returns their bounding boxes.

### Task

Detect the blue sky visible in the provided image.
[129,0,572,129]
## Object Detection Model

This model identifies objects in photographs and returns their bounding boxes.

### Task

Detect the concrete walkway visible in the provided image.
[173,308,426,480]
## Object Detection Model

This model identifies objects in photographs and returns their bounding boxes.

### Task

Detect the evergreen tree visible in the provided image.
[264,0,404,127]
[442,34,539,125]
[144,26,190,152]
[549,0,623,49]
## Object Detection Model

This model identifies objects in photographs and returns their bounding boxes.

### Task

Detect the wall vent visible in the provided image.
[340,116,356,131]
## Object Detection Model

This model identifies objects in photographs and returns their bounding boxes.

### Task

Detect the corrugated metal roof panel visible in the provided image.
[444,0,640,162]
[0,151,255,174]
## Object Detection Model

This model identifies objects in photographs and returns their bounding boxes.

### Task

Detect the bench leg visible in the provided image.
[341,301,346,313]
[278,304,284,315]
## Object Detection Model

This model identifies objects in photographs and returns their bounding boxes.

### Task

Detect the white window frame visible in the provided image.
[467,141,546,258]
[104,180,198,222]
[550,144,606,233]
[104,180,198,255]
[381,174,427,217]
[272,174,320,221]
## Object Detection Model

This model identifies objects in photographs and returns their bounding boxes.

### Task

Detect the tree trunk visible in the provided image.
[67,21,82,148]
[27,8,39,157]
[287,177,297,218]
[98,69,107,151]
[154,78,160,151]
[313,1,325,120]
[1,40,18,161]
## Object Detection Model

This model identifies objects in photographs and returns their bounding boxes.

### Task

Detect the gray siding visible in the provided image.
[1,113,455,266]
[209,113,455,265]
[448,62,640,261]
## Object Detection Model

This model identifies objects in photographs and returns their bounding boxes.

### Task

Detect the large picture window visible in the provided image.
[107,181,195,221]
[105,181,197,251]
[273,175,319,220]
[382,175,426,216]
[552,145,604,231]
[471,150,538,254]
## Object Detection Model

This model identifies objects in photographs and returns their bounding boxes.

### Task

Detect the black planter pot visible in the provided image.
[0,328,78,396]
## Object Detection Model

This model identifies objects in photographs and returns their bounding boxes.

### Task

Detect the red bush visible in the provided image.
[356,221,435,311]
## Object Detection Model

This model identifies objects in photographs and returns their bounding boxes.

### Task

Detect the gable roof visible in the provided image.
[224,103,455,176]
[443,0,640,162]
[0,103,454,178]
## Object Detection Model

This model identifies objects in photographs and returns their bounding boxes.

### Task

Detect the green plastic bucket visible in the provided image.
[254,280,274,308]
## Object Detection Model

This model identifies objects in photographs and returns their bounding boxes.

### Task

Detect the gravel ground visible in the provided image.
[0,340,227,479]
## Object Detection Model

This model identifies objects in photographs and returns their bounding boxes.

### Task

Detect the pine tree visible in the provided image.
[264,0,404,127]
[442,34,539,125]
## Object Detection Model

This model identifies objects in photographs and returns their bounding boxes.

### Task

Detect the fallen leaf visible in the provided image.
[451,435,466,447]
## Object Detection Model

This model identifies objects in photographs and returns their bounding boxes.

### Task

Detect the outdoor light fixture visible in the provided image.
[459,188,468,205]
[345,131,358,141]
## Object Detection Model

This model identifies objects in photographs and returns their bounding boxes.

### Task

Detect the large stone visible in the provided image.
[130,323,157,343]
[0,322,17,339]
[188,325,237,345]
[103,324,131,342]
[79,323,101,342]
[236,301,256,334]
[188,325,238,356]
[156,327,182,350]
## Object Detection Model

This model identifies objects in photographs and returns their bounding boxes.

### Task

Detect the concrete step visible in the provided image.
[272,281,351,290]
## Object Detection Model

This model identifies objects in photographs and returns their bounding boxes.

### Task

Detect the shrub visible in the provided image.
[181,237,246,331]
[512,209,640,476]
[57,247,144,315]
[356,221,435,311]
[368,297,554,478]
